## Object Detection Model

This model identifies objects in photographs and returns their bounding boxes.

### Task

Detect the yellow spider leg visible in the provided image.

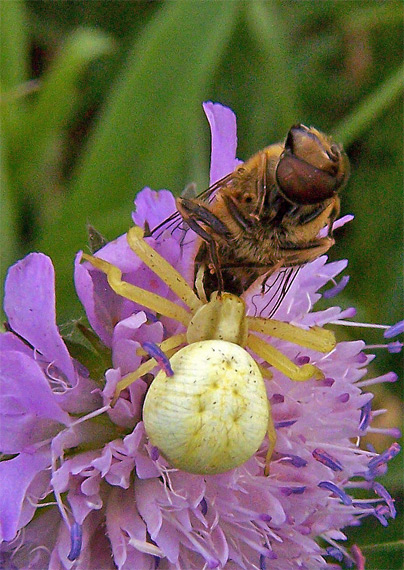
[264,412,277,476]
[247,333,324,381]
[135,333,187,357]
[81,254,191,327]
[113,333,187,402]
[194,264,208,304]
[257,363,273,380]
[247,317,336,353]
[127,227,202,313]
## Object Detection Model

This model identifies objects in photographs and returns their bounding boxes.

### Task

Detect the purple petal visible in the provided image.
[132,188,176,229]
[113,312,147,341]
[74,252,112,347]
[333,214,354,230]
[4,254,76,384]
[323,276,350,299]
[0,451,50,541]
[0,351,71,452]
[203,101,240,185]
[0,331,32,356]
[112,314,163,375]
[74,244,141,348]
[105,486,151,569]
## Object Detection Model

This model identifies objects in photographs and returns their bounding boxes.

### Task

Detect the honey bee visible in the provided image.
[153,124,350,300]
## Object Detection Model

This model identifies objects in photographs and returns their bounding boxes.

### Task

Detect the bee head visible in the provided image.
[275,124,350,205]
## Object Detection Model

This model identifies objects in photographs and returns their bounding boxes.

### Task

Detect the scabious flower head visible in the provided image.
[0,102,401,570]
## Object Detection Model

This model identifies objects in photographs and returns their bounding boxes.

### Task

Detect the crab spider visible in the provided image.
[81,226,335,475]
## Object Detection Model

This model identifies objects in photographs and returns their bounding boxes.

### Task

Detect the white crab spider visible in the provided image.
[82,226,335,475]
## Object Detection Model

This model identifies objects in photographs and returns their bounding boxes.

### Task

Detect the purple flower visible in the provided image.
[1,102,401,570]
[0,254,101,549]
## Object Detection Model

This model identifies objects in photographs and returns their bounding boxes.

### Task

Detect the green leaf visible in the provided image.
[37,1,239,320]
[333,62,404,147]
[15,28,114,181]
[0,0,29,144]
[360,540,404,553]
[345,2,403,32]
[0,128,18,315]
[0,0,27,91]
[245,0,299,130]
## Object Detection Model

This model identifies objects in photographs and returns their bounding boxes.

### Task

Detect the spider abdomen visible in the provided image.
[143,340,270,474]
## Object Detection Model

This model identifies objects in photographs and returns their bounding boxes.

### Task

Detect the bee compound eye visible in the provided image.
[276,152,338,205]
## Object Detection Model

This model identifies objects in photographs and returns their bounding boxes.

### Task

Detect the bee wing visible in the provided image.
[248,267,301,319]
[150,209,184,241]
[151,171,236,241]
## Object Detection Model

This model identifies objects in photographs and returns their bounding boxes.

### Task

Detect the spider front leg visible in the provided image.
[81,254,192,326]
[82,224,204,324]
[126,226,202,313]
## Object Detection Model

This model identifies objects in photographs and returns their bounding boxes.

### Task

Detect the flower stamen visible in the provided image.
[142,341,174,376]
[318,481,352,505]
[67,522,83,562]
[312,449,343,471]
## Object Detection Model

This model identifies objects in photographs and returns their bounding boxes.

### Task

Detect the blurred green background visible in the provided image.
[1,2,403,567]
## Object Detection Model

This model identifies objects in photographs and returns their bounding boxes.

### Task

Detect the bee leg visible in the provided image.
[296,202,331,226]
[222,194,254,231]
[296,198,340,234]
[176,198,231,239]
[280,237,335,266]
[328,200,341,237]
[188,219,224,293]
[176,198,231,293]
